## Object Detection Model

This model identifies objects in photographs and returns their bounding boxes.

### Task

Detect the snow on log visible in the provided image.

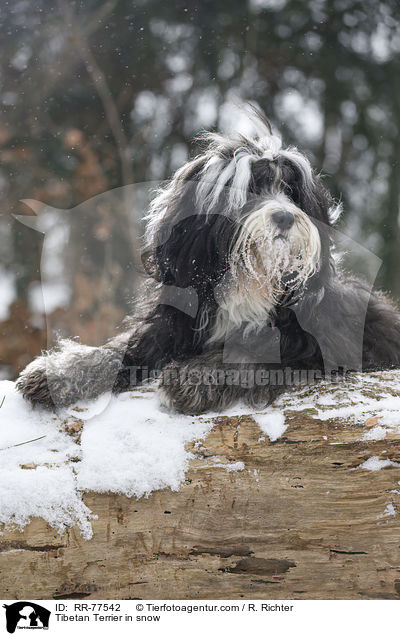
[1,372,400,599]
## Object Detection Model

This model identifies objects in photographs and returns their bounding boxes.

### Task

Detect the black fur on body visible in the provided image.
[16,110,400,413]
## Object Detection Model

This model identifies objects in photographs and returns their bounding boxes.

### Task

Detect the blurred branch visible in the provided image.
[59,1,133,190]
[58,1,142,280]
[86,0,120,36]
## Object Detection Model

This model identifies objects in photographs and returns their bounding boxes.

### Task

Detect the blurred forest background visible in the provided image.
[0,0,400,379]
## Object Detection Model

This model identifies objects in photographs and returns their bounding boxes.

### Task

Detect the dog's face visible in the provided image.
[146,112,340,334]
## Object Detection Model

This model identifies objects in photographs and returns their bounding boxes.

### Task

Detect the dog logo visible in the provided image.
[3,602,50,633]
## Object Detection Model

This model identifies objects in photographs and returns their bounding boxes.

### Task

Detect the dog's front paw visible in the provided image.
[158,377,211,415]
[158,359,233,415]
[16,358,56,408]
[16,357,78,409]
[158,356,284,415]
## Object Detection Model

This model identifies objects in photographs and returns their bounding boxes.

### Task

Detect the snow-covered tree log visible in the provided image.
[1,372,400,600]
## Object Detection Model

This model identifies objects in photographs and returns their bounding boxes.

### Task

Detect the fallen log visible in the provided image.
[1,372,400,600]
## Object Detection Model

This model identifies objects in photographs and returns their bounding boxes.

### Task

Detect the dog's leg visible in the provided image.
[16,297,199,408]
[158,350,287,414]
[16,338,127,409]
[15,324,171,409]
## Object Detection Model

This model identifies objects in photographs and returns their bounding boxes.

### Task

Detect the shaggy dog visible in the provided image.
[16,110,400,413]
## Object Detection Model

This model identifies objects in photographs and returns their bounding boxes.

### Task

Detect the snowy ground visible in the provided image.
[1,370,400,539]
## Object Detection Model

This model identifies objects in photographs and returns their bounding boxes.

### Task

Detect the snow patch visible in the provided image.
[253,411,287,442]
[76,391,213,498]
[270,371,400,445]
[378,503,396,518]
[0,380,214,538]
[0,467,95,539]
[217,461,245,472]
[206,458,245,472]
[359,456,400,471]
[362,425,387,441]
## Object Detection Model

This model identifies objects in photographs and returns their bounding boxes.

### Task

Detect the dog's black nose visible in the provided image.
[272,210,295,231]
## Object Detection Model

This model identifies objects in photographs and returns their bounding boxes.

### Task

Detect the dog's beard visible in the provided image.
[233,203,321,298]
[209,200,321,342]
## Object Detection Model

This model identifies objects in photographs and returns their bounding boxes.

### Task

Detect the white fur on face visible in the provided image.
[209,194,321,343]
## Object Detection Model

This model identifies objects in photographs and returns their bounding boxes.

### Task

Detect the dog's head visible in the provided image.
[145,109,340,328]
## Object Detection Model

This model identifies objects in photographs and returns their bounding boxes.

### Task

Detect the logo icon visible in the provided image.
[3,603,50,634]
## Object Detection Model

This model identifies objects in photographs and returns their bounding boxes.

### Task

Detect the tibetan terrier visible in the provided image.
[16,109,400,413]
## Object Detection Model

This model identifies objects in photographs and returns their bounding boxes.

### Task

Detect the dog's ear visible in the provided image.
[147,161,237,296]
[153,212,235,297]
